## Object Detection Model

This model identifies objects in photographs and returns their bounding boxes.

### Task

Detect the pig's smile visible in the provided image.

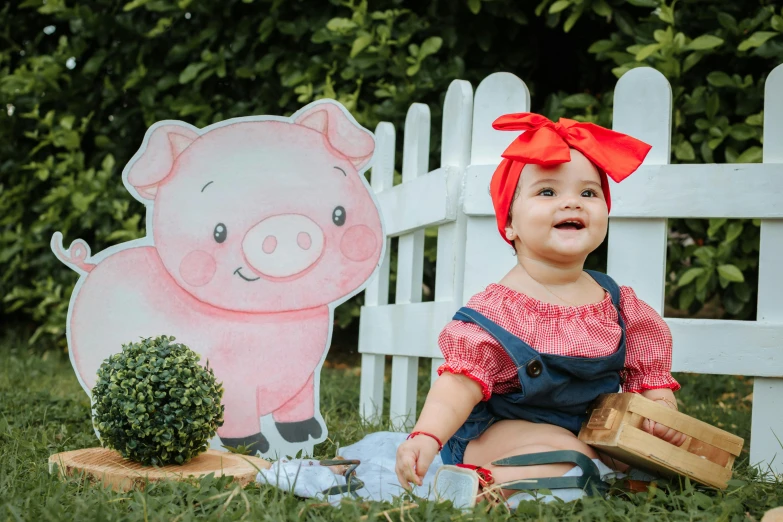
[234,267,260,282]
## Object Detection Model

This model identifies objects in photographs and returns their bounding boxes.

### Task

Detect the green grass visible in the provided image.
[1,340,782,522]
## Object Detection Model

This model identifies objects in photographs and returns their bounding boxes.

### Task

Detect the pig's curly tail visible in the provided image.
[51,232,95,274]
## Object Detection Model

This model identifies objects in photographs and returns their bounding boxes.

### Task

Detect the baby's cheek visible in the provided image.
[179,250,217,287]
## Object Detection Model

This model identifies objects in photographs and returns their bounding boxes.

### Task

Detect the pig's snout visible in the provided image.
[243,215,324,278]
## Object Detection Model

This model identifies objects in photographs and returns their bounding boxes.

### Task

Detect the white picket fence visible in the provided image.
[356,65,783,476]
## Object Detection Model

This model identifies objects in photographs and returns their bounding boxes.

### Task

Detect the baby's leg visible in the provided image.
[463,419,599,498]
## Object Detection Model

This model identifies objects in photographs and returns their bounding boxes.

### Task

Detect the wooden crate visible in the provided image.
[48,447,271,492]
[578,393,744,490]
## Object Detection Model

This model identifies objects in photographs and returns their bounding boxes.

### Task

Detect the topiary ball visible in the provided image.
[91,335,225,466]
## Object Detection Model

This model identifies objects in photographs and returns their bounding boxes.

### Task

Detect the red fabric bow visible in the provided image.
[489,113,652,245]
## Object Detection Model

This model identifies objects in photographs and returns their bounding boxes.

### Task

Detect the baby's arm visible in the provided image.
[395,371,483,488]
[619,286,687,446]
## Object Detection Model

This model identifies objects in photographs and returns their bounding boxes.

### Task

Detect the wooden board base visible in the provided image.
[48,447,272,492]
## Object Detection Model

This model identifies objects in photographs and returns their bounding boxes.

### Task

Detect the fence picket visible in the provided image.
[431,79,474,387]
[608,67,672,314]
[463,73,530,301]
[359,122,395,423]
[751,63,783,476]
[388,104,430,430]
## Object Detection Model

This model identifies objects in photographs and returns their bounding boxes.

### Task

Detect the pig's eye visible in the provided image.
[213,223,227,243]
[332,206,346,227]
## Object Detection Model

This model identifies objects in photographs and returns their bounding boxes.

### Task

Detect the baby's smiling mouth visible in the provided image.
[234,267,260,282]
[554,218,586,230]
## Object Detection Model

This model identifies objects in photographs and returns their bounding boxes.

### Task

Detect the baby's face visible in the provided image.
[506,149,608,264]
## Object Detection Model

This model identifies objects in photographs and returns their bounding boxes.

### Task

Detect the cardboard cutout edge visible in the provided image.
[51,99,387,459]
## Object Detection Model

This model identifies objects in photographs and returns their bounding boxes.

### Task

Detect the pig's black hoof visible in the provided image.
[275,418,323,443]
[220,432,269,455]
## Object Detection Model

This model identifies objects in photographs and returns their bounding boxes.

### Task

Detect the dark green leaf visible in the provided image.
[738,31,779,51]
[733,282,752,303]
[706,93,720,119]
[736,146,763,163]
[561,93,598,108]
[678,267,705,287]
[717,12,738,33]
[695,270,712,293]
[591,0,611,17]
[746,112,764,126]
[723,294,745,314]
[673,140,695,161]
[123,0,152,11]
[326,17,357,32]
[549,0,571,14]
[419,36,443,58]
[563,6,583,32]
[687,35,724,51]
[724,221,743,244]
[656,3,674,24]
[729,124,757,141]
[708,218,727,238]
[635,43,661,61]
[682,52,702,73]
[678,284,695,309]
[350,33,373,58]
[588,40,614,53]
[707,71,734,87]
[179,62,208,84]
[717,264,745,282]
[615,10,635,35]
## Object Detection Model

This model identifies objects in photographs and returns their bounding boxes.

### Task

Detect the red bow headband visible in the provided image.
[489,113,652,245]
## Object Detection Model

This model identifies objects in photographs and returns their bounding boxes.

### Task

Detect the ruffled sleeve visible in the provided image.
[436,319,511,401]
[619,286,680,393]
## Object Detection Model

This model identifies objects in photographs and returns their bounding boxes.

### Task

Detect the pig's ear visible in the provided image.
[295,102,375,170]
[126,124,199,199]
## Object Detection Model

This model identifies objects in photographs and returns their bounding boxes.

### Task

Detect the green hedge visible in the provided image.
[1,0,781,350]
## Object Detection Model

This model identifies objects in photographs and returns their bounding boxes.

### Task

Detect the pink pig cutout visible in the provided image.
[51,99,385,458]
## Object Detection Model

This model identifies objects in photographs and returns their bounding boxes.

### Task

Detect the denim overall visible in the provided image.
[440,270,627,466]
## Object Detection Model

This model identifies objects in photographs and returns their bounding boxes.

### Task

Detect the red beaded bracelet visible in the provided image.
[407,431,443,451]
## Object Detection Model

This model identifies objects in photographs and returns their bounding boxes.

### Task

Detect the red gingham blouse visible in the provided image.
[437,283,680,401]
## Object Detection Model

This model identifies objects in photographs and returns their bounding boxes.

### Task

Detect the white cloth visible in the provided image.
[256,432,437,503]
[256,431,622,506]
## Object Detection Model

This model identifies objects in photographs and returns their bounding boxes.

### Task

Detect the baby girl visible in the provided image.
[394,113,685,505]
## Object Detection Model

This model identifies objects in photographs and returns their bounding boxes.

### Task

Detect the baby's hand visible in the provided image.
[642,417,687,446]
[395,435,441,489]
[642,397,687,446]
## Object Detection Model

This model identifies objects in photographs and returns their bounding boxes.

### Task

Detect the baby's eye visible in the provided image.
[581,189,597,197]
[539,188,555,197]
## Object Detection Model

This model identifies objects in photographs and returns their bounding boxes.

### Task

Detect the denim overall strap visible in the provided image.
[452,307,536,368]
